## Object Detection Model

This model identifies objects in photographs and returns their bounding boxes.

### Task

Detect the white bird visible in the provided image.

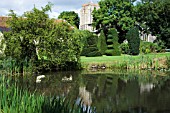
[62,76,73,81]
[36,75,45,83]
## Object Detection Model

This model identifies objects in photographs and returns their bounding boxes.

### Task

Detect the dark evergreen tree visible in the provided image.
[97,30,107,55]
[126,27,140,55]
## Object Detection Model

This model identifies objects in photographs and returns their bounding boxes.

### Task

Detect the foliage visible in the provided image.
[120,43,129,54]
[140,40,166,54]
[81,31,102,57]
[97,30,107,55]
[140,41,155,54]
[2,3,82,72]
[58,11,80,28]
[126,27,140,55]
[135,0,170,48]
[37,22,82,71]
[2,3,54,72]
[166,56,170,69]
[154,40,166,52]
[92,0,135,43]
[105,28,121,56]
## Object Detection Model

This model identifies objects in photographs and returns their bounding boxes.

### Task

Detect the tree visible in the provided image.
[3,3,82,72]
[3,3,54,72]
[97,30,107,55]
[105,28,121,56]
[58,11,80,28]
[81,30,102,57]
[135,0,170,48]
[126,27,140,55]
[92,0,136,43]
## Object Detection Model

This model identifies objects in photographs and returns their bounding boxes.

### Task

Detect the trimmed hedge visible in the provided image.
[97,30,107,55]
[81,31,102,57]
[105,28,121,56]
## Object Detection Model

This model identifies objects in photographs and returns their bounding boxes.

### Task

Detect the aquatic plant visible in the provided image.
[0,76,96,113]
[166,56,170,69]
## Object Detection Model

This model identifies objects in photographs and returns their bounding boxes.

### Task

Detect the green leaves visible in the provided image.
[126,27,140,55]
[136,0,170,48]
[92,0,135,43]
[3,3,82,71]
[58,11,80,28]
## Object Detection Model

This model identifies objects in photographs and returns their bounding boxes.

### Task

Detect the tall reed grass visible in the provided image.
[0,57,34,76]
[0,76,96,113]
[83,55,169,71]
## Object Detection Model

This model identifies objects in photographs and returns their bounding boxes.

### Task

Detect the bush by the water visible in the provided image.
[126,27,140,55]
[105,28,121,56]
[2,4,83,72]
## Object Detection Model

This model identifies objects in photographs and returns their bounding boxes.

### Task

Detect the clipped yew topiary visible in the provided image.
[97,30,107,55]
[126,27,140,55]
[81,31,102,57]
[105,28,121,56]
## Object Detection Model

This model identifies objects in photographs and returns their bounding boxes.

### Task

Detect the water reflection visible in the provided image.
[79,86,92,106]
[19,70,170,113]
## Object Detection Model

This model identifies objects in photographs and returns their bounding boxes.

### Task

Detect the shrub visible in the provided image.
[86,51,102,57]
[105,28,121,56]
[120,43,129,54]
[154,40,166,52]
[166,56,170,69]
[140,41,158,54]
[97,30,107,55]
[126,27,140,55]
[81,32,102,57]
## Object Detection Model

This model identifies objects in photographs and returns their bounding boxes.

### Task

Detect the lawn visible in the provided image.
[80,53,170,63]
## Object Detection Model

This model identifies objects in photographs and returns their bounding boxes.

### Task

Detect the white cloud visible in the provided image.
[0,0,99,18]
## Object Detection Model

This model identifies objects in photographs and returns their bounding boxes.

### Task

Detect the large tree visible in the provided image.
[92,0,136,43]
[58,11,80,28]
[2,3,82,72]
[135,0,170,48]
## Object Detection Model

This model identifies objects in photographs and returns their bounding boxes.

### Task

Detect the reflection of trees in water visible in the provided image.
[16,71,170,113]
[79,86,92,106]
[80,73,170,113]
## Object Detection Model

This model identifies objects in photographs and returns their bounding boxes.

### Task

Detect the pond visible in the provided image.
[18,70,170,113]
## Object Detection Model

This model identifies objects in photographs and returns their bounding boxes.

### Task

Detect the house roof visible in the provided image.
[82,2,99,7]
[0,16,9,28]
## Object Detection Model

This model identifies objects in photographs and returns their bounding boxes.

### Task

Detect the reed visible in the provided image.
[166,56,170,69]
[0,76,96,113]
[82,55,169,71]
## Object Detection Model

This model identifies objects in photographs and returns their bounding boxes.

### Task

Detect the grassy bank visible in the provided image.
[81,53,170,70]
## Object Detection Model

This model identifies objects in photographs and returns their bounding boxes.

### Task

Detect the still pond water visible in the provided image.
[20,70,170,113]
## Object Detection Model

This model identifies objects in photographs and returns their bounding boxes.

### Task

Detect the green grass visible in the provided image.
[80,53,170,70]
[81,53,170,63]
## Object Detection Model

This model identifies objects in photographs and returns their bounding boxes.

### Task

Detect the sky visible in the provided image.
[0,0,99,18]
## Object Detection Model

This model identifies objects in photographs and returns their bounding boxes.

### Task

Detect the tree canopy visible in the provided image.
[58,11,80,29]
[2,3,82,72]
[135,0,170,48]
[92,0,135,43]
